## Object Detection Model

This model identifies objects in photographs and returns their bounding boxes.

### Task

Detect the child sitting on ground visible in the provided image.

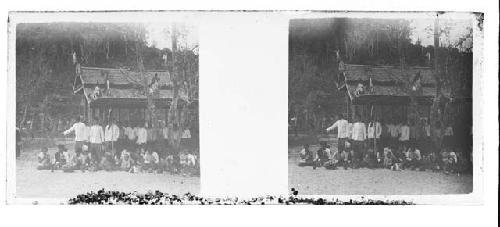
[62,153,79,173]
[298,144,310,161]
[78,146,91,172]
[339,141,352,170]
[100,151,115,171]
[391,146,405,171]
[408,146,423,170]
[37,147,52,170]
[143,150,155,173]
[53,145,68,170]
[120,149,132,172]
[445,150,459,174]
[324,147,340,170]
[383,147,394,169]
[402,146,412,170]
[362,148,377,169]
[298,144,316,167]
[314,142,331,169]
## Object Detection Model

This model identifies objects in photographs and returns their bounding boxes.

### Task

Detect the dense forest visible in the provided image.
[288,17,474,132]
[16,23,198,137]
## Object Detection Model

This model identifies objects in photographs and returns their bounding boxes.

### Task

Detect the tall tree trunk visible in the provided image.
[168,23,183,151]
[430,14,444,132]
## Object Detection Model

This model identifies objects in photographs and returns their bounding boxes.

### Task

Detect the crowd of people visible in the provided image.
[36,116,199,175]
[298,114,472,175]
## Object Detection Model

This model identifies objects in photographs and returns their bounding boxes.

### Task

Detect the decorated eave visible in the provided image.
[73,65,192,108]
[336,62,450,105]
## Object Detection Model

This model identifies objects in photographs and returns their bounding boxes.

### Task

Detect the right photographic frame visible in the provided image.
[288,12,478,196]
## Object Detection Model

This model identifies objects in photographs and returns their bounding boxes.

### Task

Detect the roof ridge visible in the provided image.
[81,66,170,73]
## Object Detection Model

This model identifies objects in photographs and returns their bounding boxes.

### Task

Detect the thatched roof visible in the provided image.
[338,63,449,105]
[76,66,171,88]
[73,66,188,106]
[341,63,435,86]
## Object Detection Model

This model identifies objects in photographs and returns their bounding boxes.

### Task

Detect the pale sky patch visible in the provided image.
[410,18,472,48]
[145,22,198,50]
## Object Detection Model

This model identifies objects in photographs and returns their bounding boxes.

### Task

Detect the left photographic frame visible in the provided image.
[8,12,200,203]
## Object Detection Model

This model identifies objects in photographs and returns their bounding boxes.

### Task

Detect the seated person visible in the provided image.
[299,144,309,160]
[408,146,423,170]
[402,146,412,170]
[37,147,52,170]
[314,142,331,168]
[120,150,132,171]
[440,148,450,171]
[100,151,115,171]
[376,150,384,168]
[298,144,317,167]
[383,147,396,169]
[78,146,91,171]
[445,150,459,174]
[163,154,175,172]
[143,150,155,172]
[339,141,352,169]
[325,148,340,170]
[362,148,377,169]
[53,145,68,169]
[186,153,196,167]
[62,154,79,172]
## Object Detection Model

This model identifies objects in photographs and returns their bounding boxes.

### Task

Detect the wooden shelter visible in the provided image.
[336,62,450,123]
[72,65,190,125]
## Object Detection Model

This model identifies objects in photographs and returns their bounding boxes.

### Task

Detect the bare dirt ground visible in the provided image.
[288,135,473,195]
[16,139,199,198]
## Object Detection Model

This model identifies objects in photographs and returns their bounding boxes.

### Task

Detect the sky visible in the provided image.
[409,18,473,48]
[145,22,198,50]
[144,16,472,51]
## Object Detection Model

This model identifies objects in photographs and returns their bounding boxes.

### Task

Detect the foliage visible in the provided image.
[289,18,473,131]
[16,23,198,135]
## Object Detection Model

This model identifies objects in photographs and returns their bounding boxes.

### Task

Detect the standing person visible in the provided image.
[160,121,169,158]
[421,118,432,155]
[62,116,87,157]
[136,122,148,152]
[146,122,156,153]
[125,122,137,153]
[388,120,400,150]
[88,118,105,164]
[326,114,349,155]
[351,115,367,168]
[443,122,454,149]
[116,121,126,155]
[367,118,382,154]
[104,119,120,156]
[399,120,410,150]
[432,122,443,154]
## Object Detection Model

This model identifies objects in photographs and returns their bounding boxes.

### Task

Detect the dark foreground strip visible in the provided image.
[67,188,413,205]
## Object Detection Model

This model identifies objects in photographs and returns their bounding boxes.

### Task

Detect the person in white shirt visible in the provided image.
[367,118,382,153]
[135,122,148,151]
[388,120,401,149]
[62,116,86,156]
[124,122,137,152]
[181,127,192,146]
[161,121,169,144]
[88,118,105,163]
[351,116,367,168]
[326,114,350,154]
[399,121,410,150]
[104,119,120,155]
